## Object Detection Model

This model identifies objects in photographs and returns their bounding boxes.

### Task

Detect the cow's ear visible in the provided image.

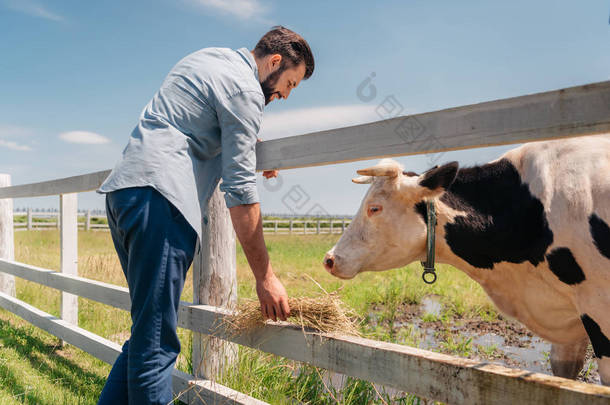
[418,162,459,191]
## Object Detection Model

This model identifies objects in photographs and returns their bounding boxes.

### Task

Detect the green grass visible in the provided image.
[0,230,496,403]
[439,335,473,357]
[477,344,500,359]
[0,312,108,404]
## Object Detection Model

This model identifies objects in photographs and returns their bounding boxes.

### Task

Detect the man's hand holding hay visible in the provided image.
[256,272,290,321]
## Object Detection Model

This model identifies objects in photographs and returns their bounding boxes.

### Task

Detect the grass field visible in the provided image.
[0,229,503,404]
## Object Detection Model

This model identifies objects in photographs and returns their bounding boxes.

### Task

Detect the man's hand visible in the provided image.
[257,138,280,179]
[256,272,290,321]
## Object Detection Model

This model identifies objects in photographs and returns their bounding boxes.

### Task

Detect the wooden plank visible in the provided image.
[0,290,122,364]
[0,259,131,311]
[192,185,237,380]
[0,175,15,297]
[2,258,609,404]
[22,223,58,228]
[0,169,110,199]
[173,369,268,405]
[256,80,610,170]
[0,291,268,405]
[179,305,610,405]
[1,81,609,198]
[60,193,78,331]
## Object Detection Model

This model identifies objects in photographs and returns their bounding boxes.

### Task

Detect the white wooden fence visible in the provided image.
[12,212,352,234]
[1,81,610,404]
[12,210,108,230]
[263,219,351,234]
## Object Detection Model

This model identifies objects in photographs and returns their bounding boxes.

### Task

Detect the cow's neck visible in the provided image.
[431,158,554,278]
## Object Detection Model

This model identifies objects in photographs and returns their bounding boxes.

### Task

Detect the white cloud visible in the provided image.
[189,0,267,20]
[59,131,111,145]
[3,0,64,22]
[258,104,385,141]
[0,139,32,151]
[0,125,35,151]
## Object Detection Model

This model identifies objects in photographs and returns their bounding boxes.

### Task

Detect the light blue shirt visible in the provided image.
[98,47,264,240]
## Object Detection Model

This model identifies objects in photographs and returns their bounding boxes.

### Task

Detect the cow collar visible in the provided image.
[420,200,437,284]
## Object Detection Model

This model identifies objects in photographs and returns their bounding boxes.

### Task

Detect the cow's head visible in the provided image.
[323,159,459,279]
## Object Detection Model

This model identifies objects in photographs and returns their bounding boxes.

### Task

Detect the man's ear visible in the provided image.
[270,54,282,70]
[418,162,459,192]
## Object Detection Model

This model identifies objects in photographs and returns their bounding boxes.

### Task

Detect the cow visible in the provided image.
[323,134,610,385]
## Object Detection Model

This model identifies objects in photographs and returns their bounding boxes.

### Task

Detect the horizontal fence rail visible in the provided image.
[0,81,608,200]
[0,170,110,199]
[1,258,608,405]
[12,211,109,230]
[256,80,610,170]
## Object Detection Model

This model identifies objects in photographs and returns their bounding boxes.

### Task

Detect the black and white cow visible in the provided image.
[323,134,610,385]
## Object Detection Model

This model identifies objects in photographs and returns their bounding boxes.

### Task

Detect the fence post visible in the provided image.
[85,209,91,231]
[60,193,78,346]
[192,184,236,380]
[0,175,16,297]
[342,219,346,233]
[303,220,307,235]
[274,220,278,234]
[329,219,333,234]
[289,220,293,234]
[316,220,320,234]
[27,208,32,231]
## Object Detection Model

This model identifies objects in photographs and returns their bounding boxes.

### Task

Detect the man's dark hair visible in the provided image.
[254,26,314,79]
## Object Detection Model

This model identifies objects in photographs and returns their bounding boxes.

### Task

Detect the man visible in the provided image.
[96,26,314,405]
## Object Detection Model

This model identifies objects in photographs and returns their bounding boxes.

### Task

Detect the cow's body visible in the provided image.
[324,134,610,384]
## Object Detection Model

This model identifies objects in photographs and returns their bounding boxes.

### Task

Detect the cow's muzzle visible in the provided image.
[323,252,356,279]
[323,253,335,273]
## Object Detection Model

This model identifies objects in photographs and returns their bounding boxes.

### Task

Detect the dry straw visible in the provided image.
[225,293,361,336]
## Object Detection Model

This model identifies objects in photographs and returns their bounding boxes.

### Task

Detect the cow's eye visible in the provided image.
[367,205,382,217]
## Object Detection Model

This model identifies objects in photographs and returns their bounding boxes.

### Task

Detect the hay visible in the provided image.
[225,293,360,336]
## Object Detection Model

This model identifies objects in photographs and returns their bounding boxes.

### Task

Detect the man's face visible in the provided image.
[261,62,306,105]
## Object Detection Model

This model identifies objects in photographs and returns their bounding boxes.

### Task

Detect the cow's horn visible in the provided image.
[356,164,401,178]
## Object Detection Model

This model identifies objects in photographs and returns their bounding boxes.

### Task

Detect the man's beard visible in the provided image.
[260,67,284,105]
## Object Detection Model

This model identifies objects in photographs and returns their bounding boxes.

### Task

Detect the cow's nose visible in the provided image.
[323,254,335,272]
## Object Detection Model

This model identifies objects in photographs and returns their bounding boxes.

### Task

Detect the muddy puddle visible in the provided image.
[368,295,600,385]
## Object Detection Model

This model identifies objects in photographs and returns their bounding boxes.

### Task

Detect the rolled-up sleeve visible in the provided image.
[216,90,264,208]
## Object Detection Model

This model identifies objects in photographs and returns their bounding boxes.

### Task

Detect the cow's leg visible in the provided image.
[599,357,610,386]
[550,338,588,379]
[579,313,610,386]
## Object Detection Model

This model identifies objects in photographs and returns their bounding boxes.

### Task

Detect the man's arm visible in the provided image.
[215,89,290,321]
[228,203,290,321]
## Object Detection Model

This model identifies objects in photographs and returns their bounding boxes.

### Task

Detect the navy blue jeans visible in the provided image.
[98,187,197,405]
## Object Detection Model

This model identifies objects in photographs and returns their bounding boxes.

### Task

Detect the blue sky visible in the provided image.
[1,0,609,214]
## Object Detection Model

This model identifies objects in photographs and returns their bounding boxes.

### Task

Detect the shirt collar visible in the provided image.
[236,47,260,82]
